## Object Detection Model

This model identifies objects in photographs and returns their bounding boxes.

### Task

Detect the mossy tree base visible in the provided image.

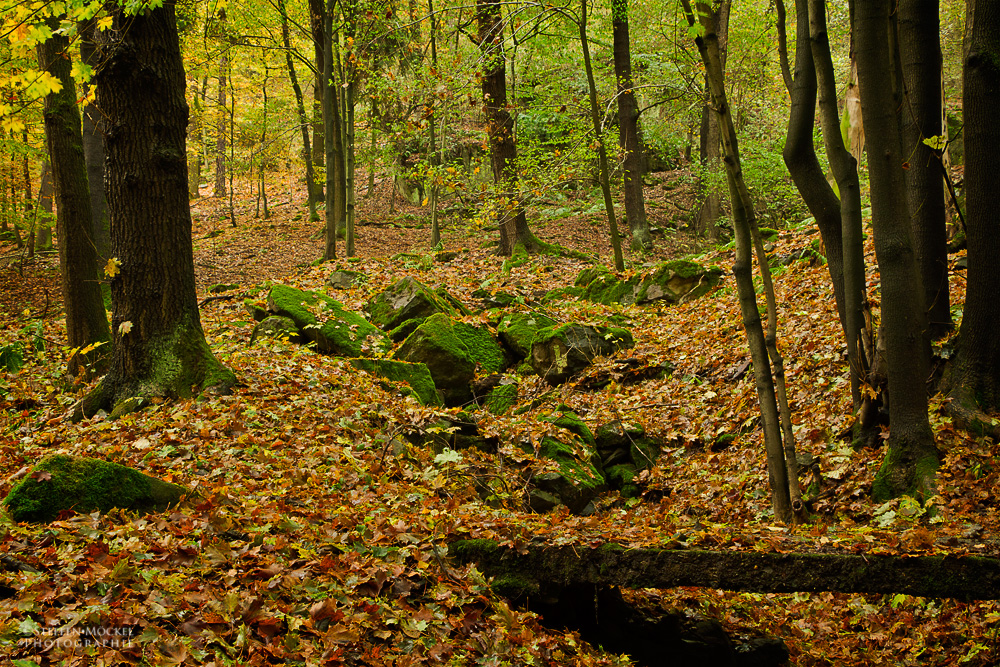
[74,324,236,420]
[450,540,1000,601]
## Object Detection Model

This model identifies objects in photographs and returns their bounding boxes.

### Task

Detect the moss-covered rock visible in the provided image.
[541,286,584,304]
[394,314,507,406]
[327,269,366,289]
[523,406,607,514]
[364,277,461,331]
[574,265,613,288]
[485,381,518,415]
[348,358,441,406]
[267,284,389,357]
[633,260,723,305]
[497,311,557,360]
[387,318,425,343]
[584,273,640,306]
[3,455,188,522]
[605,463,641,498]
[250,315,302,345]
[244,298,269,322]
[530,324,635,385]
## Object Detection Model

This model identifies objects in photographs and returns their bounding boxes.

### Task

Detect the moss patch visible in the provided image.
[268,284,388,357]
[364,276,459,331]
[497,311,557,359]
[485,382,518,415]
[3,454,188,522]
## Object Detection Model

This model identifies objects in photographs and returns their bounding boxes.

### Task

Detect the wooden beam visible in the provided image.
[449,540,1000,601]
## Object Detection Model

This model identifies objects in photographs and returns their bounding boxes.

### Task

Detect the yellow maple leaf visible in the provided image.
[104,257,121,278]
[118,321,132,335]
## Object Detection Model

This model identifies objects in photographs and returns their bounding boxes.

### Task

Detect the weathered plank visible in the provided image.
[449,540,1000,601]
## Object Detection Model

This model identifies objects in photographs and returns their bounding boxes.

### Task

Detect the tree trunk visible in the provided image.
[941,0,1000,437]
[853,0,938,501]
[612,0,650,252]
[277,0,319,222]
[476,0,538,256]
[322,0,348,261]
[579,0,624,271]
[77,0,235,420]
[696,0,730,240]
[36,162,54,252]
[807,0,868,417]
[79,22,109,262]
[683,0,793,523]
[215,12,228,198]
[37,20,111,376]
[899,0,950,339]
[310,0,325,171]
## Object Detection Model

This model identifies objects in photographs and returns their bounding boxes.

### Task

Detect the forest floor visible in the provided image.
[1,170,999,666]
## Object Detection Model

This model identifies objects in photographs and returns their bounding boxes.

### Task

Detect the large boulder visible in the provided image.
[497,311,557,360]
[267,284,389,357]
[364,277,467,332]
[250,315,302,345]
[530,324,634,385]
[4,455,188,522]
[394,313,509,406]
[348,358,441,406]
[528,406,606,514]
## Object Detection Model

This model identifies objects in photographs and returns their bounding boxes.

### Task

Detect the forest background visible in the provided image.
[2,0,1000,665]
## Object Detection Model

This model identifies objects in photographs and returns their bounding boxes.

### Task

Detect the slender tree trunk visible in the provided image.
[899,0,950,339]
[941,0,1000,437]
[215,11,229,198]
[683,0,793,523]
[579,0,625,271]
[322,0,347,260]
[696,0,730,240]
[37,20,111,375]
[344,0,357,257]
[188,77,204,199]
[278,0,319,221]
[310,0,326,171]
[428,0,441,247]
[36,162,54,252]
[854,0,938,501]
[78,0,235,419]
[807,0,868,417]
[79,21,109,262]
[612,0,650,252]
[23,154,34,259]
[475,0,538,256]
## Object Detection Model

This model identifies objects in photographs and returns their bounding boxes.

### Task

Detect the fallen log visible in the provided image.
[449,540,1000,601]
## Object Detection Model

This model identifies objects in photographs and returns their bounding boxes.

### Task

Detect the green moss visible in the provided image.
[3,455,188,522]
[365,277,457,331]
[485,382,518,415]
[497,311,557,359]
[244,299,269,322]
[872,443,941,502]
[452,322,508,374]
[758,227,780,242]
[574,265,612,288]
[541,286,584,304]
[584,273,636,306]
[543,405,596,448]
[387,318,424,343]
[394,314,477,405]
[349,358,441,406]
[268,284,388,356]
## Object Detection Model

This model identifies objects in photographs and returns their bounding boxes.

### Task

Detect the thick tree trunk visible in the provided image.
[806,0,868,416]
[853,0,938,501]
[683,0,793,523]
[37,21,111,375]
[899,0,950,339]
[476,0,538,256]
[612,0,650,253]
[277,0,319,222]
[941,0,1000,437]
[79,22,109,262]
[77,0,235,420]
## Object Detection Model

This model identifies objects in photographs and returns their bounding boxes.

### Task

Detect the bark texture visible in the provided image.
[854,0,938,500]
[476,0,538,256]
[80,22,109,262]
[77,0,234,419]
[612,0,650,252]
[942,0,1000,436]
[899,0,950,338]
[37,21,111,375]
